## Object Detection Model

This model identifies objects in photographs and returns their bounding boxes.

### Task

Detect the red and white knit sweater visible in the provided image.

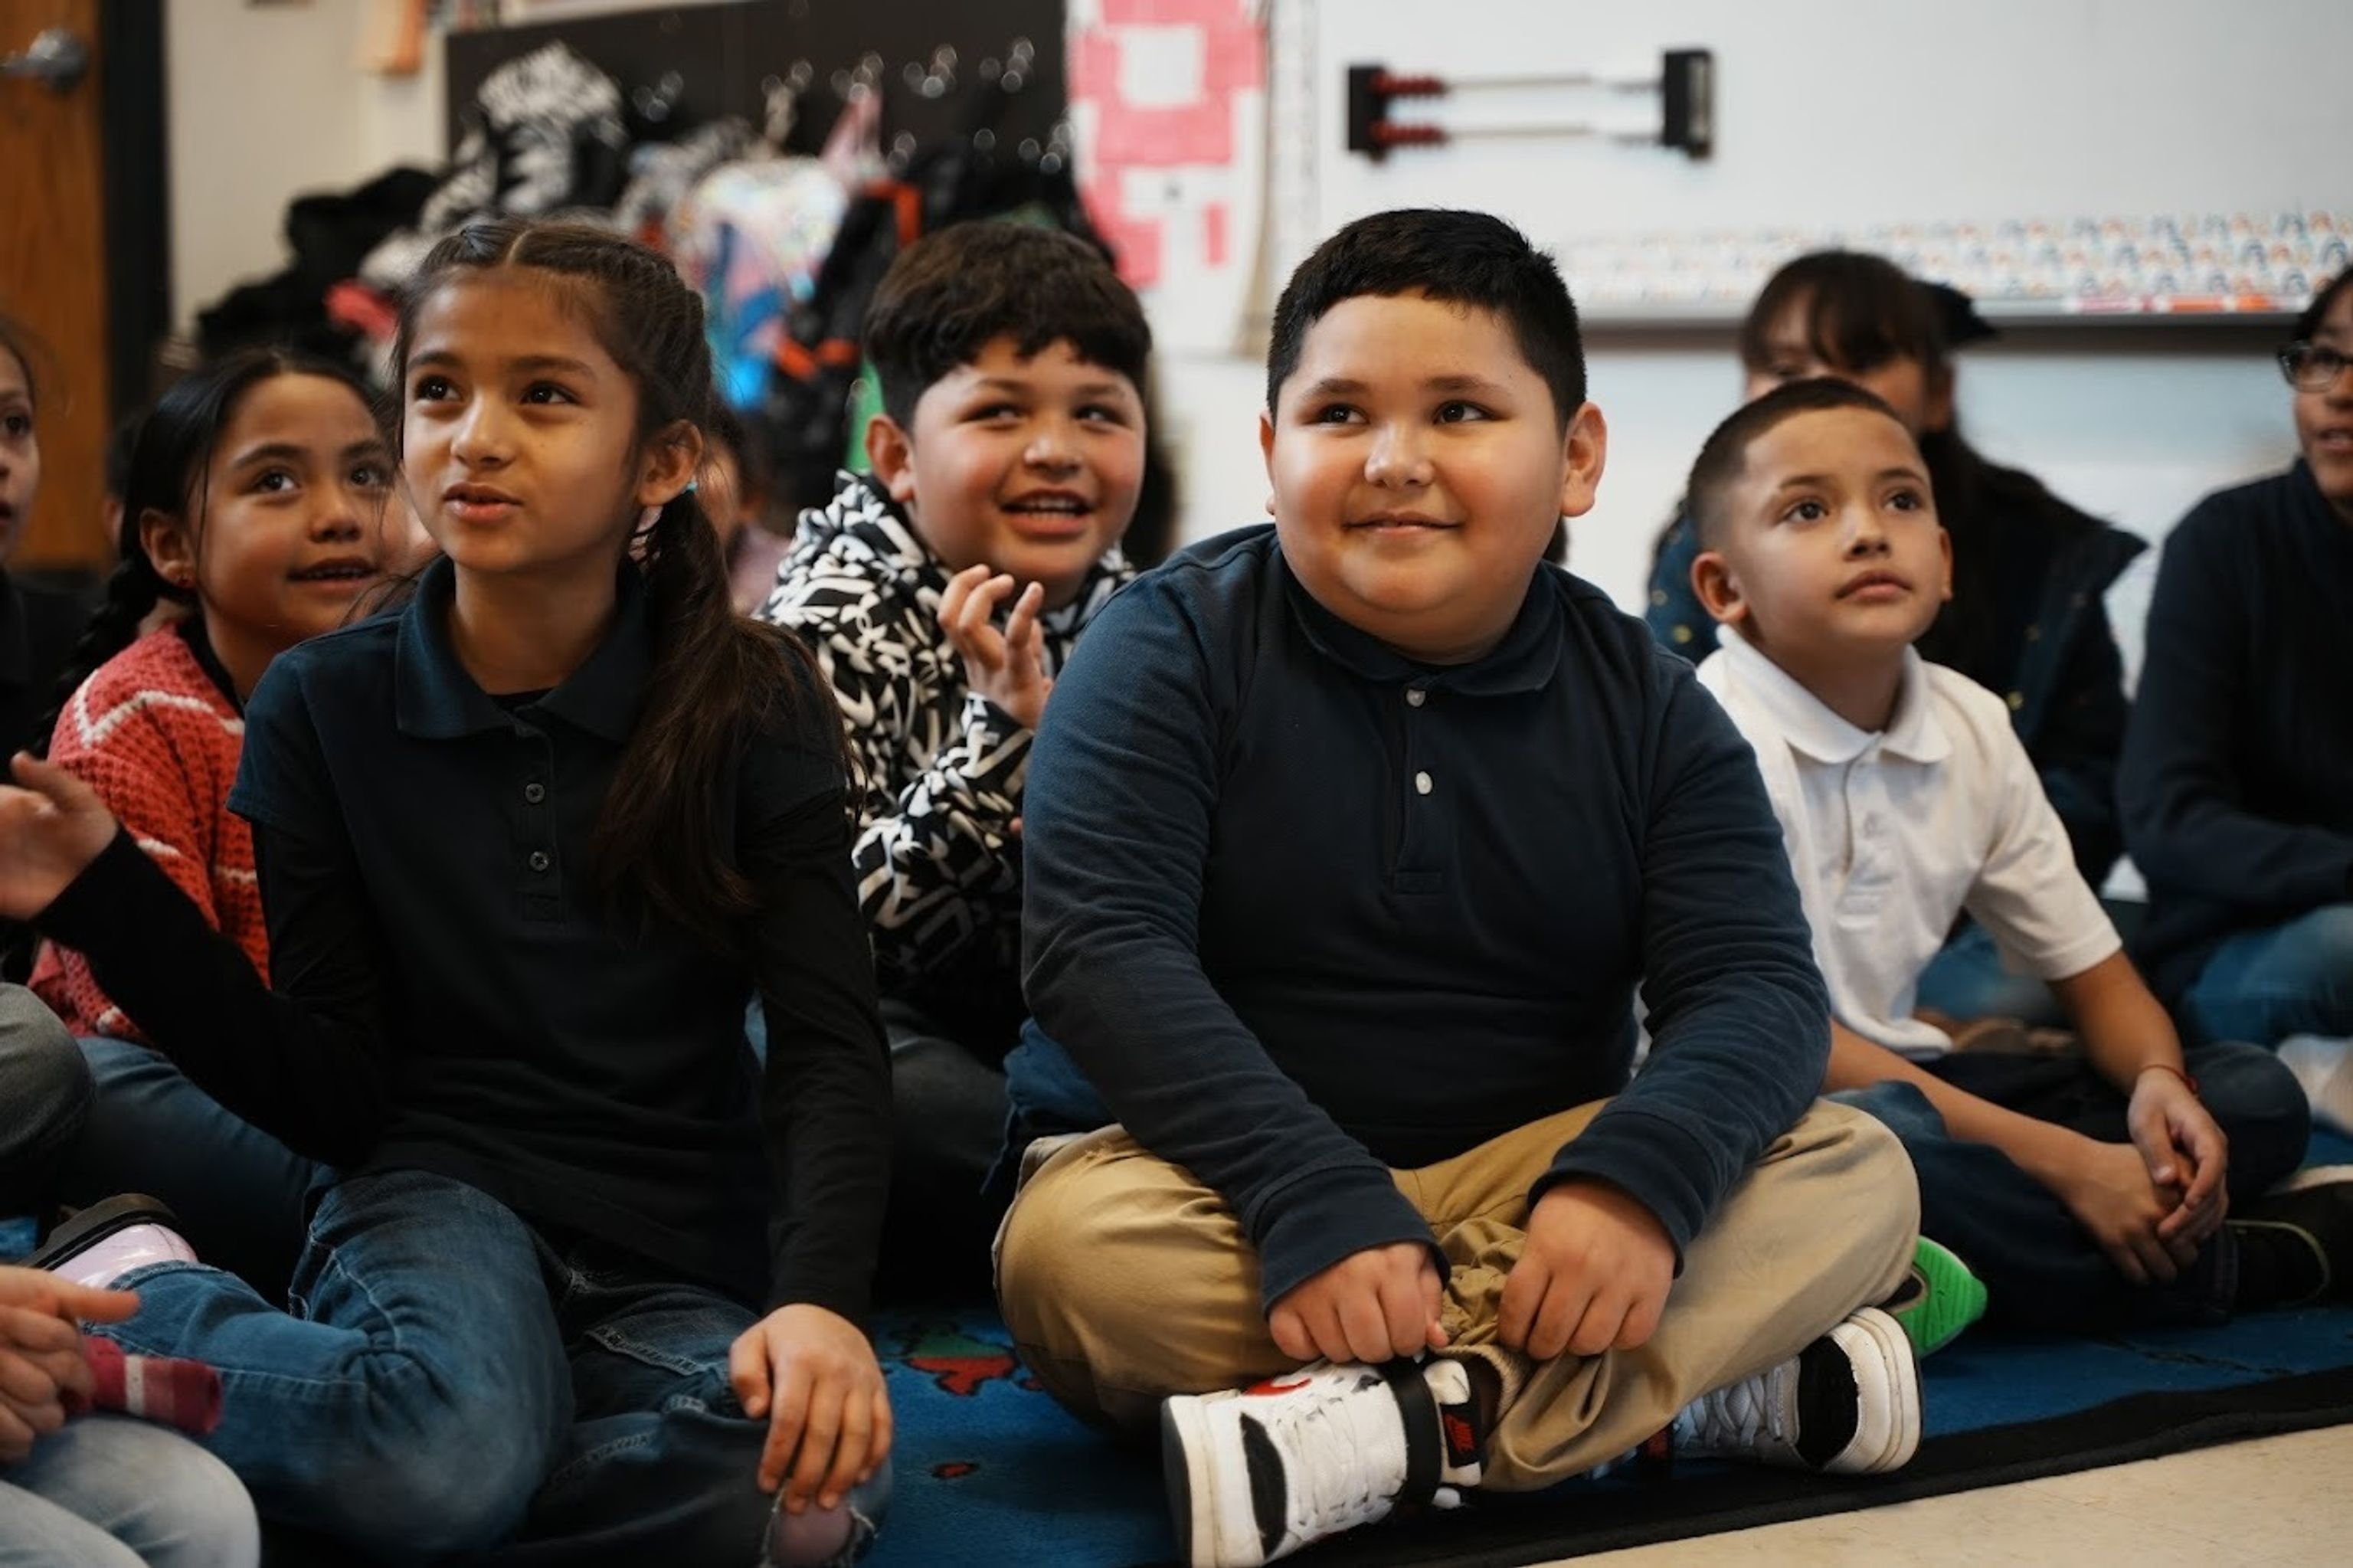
[31,627,262,1039]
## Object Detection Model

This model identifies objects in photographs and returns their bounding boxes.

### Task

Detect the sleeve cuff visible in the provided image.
[1252,1165,1441,1311]
[1533,1107,1730,1262]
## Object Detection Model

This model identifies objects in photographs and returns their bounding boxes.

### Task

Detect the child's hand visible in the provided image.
[1499,1181,1675,1360]
[0,754,119,921]
[938,565,1053,732]
[2128,1069,2230,1248]
[0,1273,135,1465]
[1268,1241,1446,1365]
[2051,1134,2187,1285]
[728,1303,892,1516]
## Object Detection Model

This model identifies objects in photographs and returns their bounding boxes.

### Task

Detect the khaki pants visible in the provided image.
[996,1098,1917,1489]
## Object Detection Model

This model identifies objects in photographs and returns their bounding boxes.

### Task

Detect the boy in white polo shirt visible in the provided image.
[1685,377,2353,1333]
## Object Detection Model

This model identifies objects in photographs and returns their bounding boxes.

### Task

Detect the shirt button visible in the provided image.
[1671,624,1694,644]
[524,782,546,804]
[528,850,551,872]
[1406,689,1427,708]
[2007,691,2025,711]
[1414,771,1433,796]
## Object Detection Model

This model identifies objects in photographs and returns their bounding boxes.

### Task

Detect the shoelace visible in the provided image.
[1675,1363,1792,1455]
[1273,1380,1412,1542]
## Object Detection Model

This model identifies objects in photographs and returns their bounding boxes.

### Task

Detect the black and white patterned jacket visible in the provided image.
[758,473,1133,1037]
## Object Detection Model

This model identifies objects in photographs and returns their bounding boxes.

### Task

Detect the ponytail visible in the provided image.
[31,555,185,759]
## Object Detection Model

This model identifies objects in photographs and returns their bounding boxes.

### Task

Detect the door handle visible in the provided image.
[1,28,89,94]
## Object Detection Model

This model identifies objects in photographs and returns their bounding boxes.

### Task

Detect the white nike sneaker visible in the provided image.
[1673,1305,1921,1474]
[1160,1357,1484,1567]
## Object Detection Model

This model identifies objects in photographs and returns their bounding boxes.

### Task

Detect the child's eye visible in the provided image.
[411,375,457,402]
[968,403,1023,424]
[1435,401,1491,424]
[252,469,299,495]
[1077,404,1127,426]
[1781,498,1828,523]
[1,413,31,438]
[1887,488,1924,512]
[522,382,576,406]
[352,461,392,489]
[1309,404,1363,426]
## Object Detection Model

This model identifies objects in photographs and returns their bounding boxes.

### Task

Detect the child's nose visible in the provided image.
[1364,423,1431,486]
[1024,425,1080,470]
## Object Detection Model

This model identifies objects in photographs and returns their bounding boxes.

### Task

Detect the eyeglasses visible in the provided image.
[2279,341,2353,392]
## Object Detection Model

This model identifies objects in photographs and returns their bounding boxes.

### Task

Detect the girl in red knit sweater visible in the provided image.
[18,349,414,1295]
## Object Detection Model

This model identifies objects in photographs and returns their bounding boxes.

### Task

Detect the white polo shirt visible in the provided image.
[1695,632,2119,1060]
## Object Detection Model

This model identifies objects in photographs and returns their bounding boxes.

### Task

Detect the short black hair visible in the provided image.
[1686,378,1913,549]
[1265,209,1586,426]
[862,222,1151,429]
[2293,270,2353,342]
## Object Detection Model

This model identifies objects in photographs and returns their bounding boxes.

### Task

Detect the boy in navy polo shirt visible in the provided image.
[995,210,1924,1567]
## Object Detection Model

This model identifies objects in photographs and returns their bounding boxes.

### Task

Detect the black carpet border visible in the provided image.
[1137,1364,2353,1568]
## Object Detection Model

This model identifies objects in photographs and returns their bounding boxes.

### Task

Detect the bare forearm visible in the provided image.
[2051,951,2185,1094]
[1824,1020,2080,1186]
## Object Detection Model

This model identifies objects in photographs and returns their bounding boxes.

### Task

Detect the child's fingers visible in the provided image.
[863,1385,894,1475]
[44,1282,138,1325]
[817,1381,874,1510]
[1266,1304,1312,1363]
[935,563,990,627]
[759,1364,813,1494]
[1003,581,1046,653]
[8,753,101,813]
[784,1374,844,1513]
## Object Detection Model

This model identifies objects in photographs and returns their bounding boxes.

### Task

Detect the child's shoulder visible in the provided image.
[56,627,234,757]
[766,474,932,615]
[2169,465,2310,556]
[1541,564,1703,701]
[1918,659,2034,765]
[84,625,215,698]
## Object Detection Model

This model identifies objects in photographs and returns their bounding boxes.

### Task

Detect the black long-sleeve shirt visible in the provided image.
[2120,461,2353,1003]
[39,557,890,1316]
[1009,528,1831,1309]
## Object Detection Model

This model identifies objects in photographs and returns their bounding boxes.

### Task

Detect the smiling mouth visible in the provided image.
[289,562,381,584]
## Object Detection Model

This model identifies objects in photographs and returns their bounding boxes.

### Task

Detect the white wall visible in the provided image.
[1160,0,2345,654]
[165,0,445,329]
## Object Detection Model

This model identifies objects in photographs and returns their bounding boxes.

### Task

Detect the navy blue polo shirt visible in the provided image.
[44,555,889,1314]
[1009,526,1831,1309]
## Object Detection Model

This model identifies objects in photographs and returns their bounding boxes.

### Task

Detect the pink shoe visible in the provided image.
[27,1193,198,1291]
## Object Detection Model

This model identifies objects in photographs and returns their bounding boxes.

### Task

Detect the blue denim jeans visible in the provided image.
[97,1167,791,1566]
[58,1036,319,1300]
[2180,904,2353,1048]
[1835,1042,2310,1332]
[0,1413,260,1568]
[1912,920,2070,1027]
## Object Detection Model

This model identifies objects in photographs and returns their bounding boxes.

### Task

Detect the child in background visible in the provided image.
[0,317,97,759]
[1648,254,2139,1026]
[2122,272,2353,1120]
[702,404,795,614]
[15,351,400,1299]
[1000,211,1922,1568]
[0,1262,259,1567]
[0,220,893,1565]
[760,221,1147,1296]
[1685,377,2353,1336]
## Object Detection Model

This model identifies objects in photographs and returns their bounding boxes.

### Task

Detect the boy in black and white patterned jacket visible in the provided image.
[758,223,1149,1294]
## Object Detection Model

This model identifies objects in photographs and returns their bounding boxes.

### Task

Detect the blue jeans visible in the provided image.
[1913,921,2070,1027]
[1835,1042,2310,1333]
[2181,904,2353,1048]
[59,1036,319,1300]
[98,1167,792,1566]
[0,1413,260,1568]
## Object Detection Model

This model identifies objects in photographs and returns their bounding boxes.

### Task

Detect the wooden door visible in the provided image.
[0,0,110,571]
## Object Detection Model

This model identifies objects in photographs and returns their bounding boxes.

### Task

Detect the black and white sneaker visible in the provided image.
[1160,1357,1483,1567]
[2237,1167,2353,1302]
[1671,1306,1920,1474]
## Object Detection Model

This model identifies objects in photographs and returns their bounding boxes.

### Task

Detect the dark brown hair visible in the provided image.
[391,218,846,951]
[35,347,374,757]
[1728,250,2095,685]
[2292,270,2353,342]
[863,221,1151,429]
[1684,377,1914,550]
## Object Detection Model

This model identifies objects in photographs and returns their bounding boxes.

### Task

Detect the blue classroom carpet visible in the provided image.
[867,1131,2353,1567]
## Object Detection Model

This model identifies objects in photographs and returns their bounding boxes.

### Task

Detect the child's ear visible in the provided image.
[1936,524,1955,603]
[1258,408,1280,516]
[138,507,197,594]
[1556,402,1608,519]
[636,420,704,508]
[865,413,918,506]
[1690,545,1750,628]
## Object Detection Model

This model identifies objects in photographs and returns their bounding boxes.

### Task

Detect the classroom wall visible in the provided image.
[164,0,446,331]
[1163,0,2347,673]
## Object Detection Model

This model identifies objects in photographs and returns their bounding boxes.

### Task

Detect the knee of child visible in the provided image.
[139,1444,262,1568]
[326,1403,551,1558]
[997,1177,1124,1334]
[0,995,93,1151]
[2194,1043,2314,1169]
[1828,1081,1945,1145]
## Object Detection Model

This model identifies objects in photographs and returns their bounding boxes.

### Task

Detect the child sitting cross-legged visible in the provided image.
[997,210,1929,1568]
[1684,377,2353,1337]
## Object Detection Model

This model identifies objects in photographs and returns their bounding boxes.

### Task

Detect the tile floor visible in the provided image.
[1562,1423,2353,1565]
